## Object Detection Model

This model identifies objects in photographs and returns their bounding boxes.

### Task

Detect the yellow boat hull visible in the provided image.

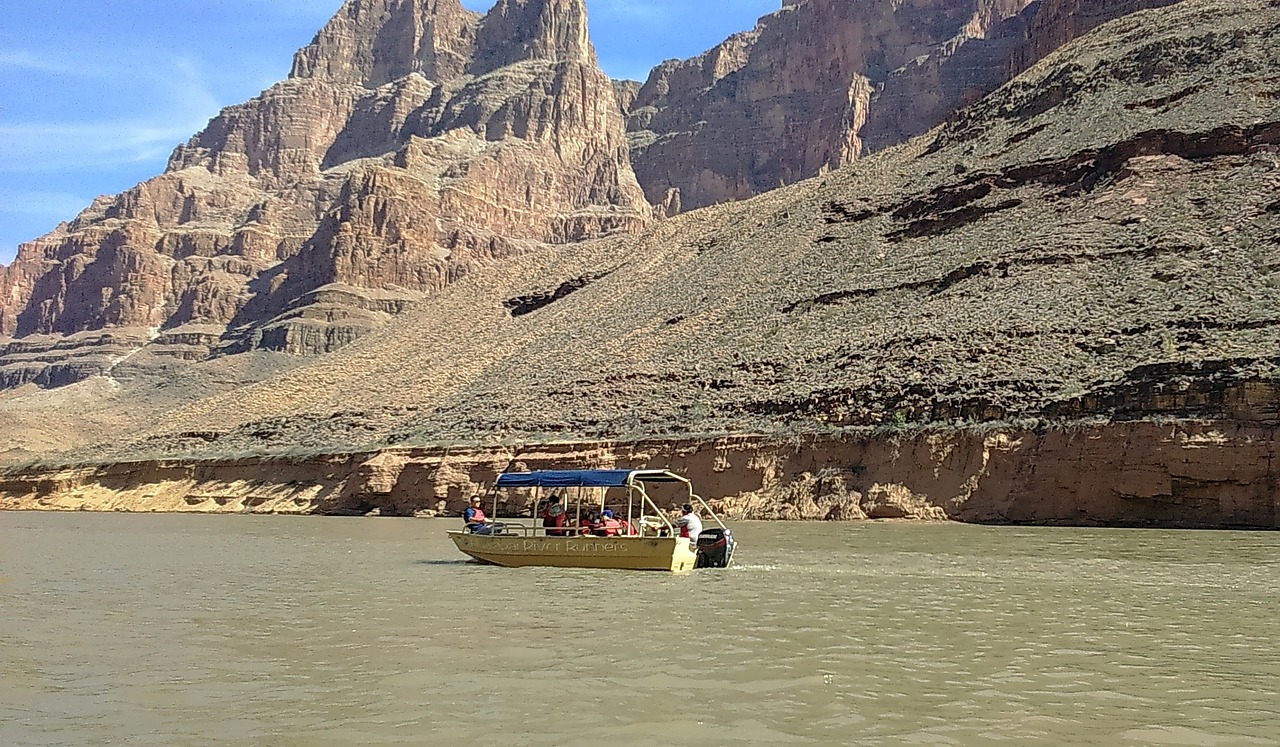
[448,532,699,573]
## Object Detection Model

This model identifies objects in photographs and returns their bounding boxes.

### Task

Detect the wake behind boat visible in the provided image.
[447,469,736,573]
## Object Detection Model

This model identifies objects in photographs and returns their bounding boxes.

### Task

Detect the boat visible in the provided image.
[447,469,736,573]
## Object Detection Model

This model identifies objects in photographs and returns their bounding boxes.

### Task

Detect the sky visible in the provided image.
[0,0,780,265]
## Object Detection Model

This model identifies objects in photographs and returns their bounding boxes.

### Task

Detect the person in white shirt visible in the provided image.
[676,503,703,544]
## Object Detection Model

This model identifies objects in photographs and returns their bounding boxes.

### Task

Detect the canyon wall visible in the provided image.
[3,421,1275,529]
[1,0,1274,475]
[625,0,1197,212]
[0,0,1200,390]
[625,0,1038,211]
[1014,0,1185,73]
[0,0,648,383]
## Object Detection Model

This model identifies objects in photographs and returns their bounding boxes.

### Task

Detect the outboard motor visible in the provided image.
[694,528,736,569]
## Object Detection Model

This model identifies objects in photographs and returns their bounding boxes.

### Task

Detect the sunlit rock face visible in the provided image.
[0,0,1192,389]
[625,0,1039,212]
[0,0,649,379]
[624,0,1191,214]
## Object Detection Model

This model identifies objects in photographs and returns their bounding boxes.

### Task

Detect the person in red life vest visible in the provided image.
[616,515,634,536]
[464,496,491,534]
[540,494,568,536]
[593,509,622,537]
[578,511,597,536]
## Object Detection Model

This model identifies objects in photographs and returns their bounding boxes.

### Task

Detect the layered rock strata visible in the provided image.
[0,0,1199,390]
[626,0,1199,213]
[3,422,1276,529]
[0,0,1254,468]
[626,0,1039,211]
[0,0,1276,531]
[0,0,648,385]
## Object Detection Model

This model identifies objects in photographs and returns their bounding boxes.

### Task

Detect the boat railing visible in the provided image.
[627,474,727,532]
[471,469,724,539]
[466,519,680,540]
[689,493,727,531]
[629,484,676,535]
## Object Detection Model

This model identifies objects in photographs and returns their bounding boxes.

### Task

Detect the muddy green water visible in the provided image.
[2,515,1278,746]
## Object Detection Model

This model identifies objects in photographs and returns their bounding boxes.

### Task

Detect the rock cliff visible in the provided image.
[4,422,1277,528]
[0,0,1275,529]
[0,0,1194,387]
[1,0,1270,455]
[626,0,1195,213]
[1014,0,1184,73]
[626,0,1039,211]
[0,0,648,384]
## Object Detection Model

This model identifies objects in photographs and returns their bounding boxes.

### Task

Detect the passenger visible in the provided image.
[676,503,703,543]
[616,515,634,536]
[594,509,622,537]
[541,494,568,536]
[578,512,597,536]
[464,496,492,534]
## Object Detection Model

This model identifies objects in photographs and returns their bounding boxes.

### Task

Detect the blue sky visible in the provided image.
[0,0,779,265]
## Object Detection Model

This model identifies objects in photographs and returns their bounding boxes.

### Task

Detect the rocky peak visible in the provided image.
[470,0,596,74]
[0,0,648,374]
[626,0,1039,211]
[632,30,757,120]
[290,0,481,87]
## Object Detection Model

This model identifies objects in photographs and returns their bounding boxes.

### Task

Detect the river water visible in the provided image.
[1,514,1278,746]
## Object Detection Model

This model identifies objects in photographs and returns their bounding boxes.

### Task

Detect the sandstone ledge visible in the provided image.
[2,420,1275,528]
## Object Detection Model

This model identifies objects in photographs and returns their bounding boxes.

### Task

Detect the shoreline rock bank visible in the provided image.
[3,420,1274,529]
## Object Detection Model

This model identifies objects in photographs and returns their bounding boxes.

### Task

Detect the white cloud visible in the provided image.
[0,188,92,217]
[0,54,222,174]
[0,121,206,172]
[0,50,83,75]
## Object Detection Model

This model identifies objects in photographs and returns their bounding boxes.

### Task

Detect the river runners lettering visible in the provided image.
[487,538,631,554]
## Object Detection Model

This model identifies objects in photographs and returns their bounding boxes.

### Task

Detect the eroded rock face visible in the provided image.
[0,0,1274,531]
[627,0,1038,211]
[861,483,949,521]
[0,0,1200,390]
[0,0,648,379]
[4,423,1277,529]
[290,0,479,87]
[626,0,1191,213]
[57,0,1268,467]
[1014,0,1184,73]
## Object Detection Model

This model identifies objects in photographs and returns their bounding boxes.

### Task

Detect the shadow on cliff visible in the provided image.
[218,211,350,354]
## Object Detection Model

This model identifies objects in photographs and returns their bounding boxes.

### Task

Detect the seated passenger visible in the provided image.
[617,516,634,536]
[579,512,598,536]
[676,503,703,543]
[594,509,622,537]
[541,494,568,536]
[464,496,494,534]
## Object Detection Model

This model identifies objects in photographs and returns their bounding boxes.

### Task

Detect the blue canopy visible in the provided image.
[494,469,683,488]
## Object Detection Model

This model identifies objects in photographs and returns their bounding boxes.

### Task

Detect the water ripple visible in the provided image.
[1,516,1278,746]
